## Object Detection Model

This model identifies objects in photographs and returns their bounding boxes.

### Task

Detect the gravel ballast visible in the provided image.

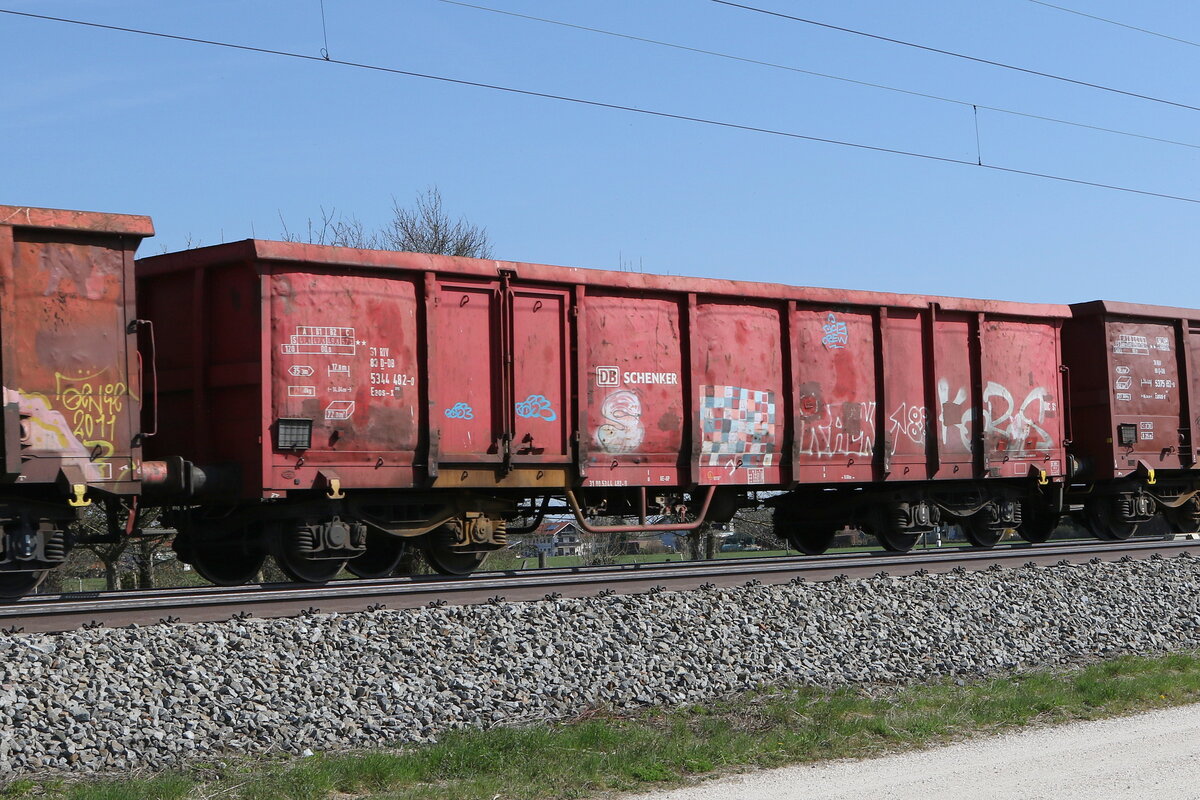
[2,554,1200,777]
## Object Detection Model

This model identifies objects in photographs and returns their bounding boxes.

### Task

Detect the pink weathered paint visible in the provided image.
[792,303,1067,486]
[137,238,1073,499]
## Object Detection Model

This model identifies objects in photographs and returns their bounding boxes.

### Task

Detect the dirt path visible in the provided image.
[622,703,1200,799]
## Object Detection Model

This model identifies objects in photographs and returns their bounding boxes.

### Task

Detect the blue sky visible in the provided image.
[5,0,1199,304]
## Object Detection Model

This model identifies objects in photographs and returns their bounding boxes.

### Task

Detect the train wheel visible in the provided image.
[874,529,919,552]
[0,570,46,600]
[773,506,835,555]
[1016,507,1059,544]
[187,537,266,587]
[422,526,485,576]
[347,531,408,579]
[961,515,1004,549]
[270,522,349,584]
[1167,497,1200,535]
[1085,499,1137,541]
[869,514,920,552]
[787,527,836,555]
[273,547,346,583]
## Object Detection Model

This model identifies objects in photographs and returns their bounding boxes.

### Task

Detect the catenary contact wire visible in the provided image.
[2,7,1199,206]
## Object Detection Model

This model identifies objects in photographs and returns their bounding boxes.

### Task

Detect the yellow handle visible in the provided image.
[68,484,91,507]
[1038,469,1048,486]
[326,478,345,499]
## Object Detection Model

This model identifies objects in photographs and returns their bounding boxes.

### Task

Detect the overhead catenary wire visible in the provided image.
[1025,0,1200,50]
[973,106,983,166]
[2,7,1200,206]
[712,0,1200,114]
[318,0,330,59]
[437,0,1200,153]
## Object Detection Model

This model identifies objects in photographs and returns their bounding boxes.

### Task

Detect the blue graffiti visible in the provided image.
[515,394,557,422]
[821,312,848,350]
[445,402,475,420]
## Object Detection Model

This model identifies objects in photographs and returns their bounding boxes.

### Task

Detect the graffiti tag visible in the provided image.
[797,400,876,458]
[595,390,644,453]
[821,313,848,350]
[937,379,1055,453]
[887,402,927,453]
[515,394,557,422]
[445,402,475,420]
[56,370,126,455]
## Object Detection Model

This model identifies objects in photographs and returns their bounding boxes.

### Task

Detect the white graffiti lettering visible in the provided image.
[797,401,876,458]
[938,378,973,451]
[887,402,927,454]
[795,379,1057,461]
[937,378,1056,453]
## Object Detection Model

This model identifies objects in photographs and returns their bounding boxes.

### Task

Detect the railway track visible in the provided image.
[3,538,1197,634]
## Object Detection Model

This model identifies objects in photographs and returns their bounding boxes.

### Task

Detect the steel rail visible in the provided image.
[2,538,1197,634]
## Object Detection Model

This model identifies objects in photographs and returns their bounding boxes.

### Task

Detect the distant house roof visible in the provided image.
[534,521,581,536]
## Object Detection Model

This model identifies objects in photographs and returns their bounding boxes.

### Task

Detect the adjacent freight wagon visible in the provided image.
[0,206,153,596]
[136,239,1075,583]
[1063,301,1200,538]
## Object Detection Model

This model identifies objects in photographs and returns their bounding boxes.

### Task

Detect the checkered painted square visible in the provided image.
[700,385,777,467]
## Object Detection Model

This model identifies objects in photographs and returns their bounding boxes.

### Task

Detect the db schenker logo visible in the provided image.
[596,366,620,387]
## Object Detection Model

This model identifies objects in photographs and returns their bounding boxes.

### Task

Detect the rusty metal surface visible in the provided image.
[0,206,154,238]
[137,238,1075,499]
[583,293,685,487]
[3,538,1196,634]
[138,240,1073,319]
[1065,303,1200,479]
[0,205,152,493]
[268,270,423,494]
[792,306,1066,485]
[979,317,1067,478]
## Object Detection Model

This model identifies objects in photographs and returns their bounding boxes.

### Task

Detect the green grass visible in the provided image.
[17,650,1200,800]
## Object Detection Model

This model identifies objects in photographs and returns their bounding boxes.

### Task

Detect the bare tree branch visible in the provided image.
[281,188,492,258]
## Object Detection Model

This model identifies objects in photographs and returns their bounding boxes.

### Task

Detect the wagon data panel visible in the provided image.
[269,271,422,488]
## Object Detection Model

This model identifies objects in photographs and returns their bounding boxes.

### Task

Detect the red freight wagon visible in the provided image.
[0,205,153,595]
[137,240,1072,582]
[1063,301,1200,538]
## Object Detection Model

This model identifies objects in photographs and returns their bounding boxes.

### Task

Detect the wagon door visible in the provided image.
[267,270,424,493]
[981,317,1065,479]
[431,279,504,466]
[509,285,571,465]
[694,299,785,487]
[430,277,572,481]
[792,306,877,484]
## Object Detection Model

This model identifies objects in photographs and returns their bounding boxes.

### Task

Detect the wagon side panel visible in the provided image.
[266,269,422,493]
[582,293,685,487]
[791,306,878,483]
[692,300,785,487]
[1102,318,1186,475]
[978,317,1067,479]
[930,312,977,477]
